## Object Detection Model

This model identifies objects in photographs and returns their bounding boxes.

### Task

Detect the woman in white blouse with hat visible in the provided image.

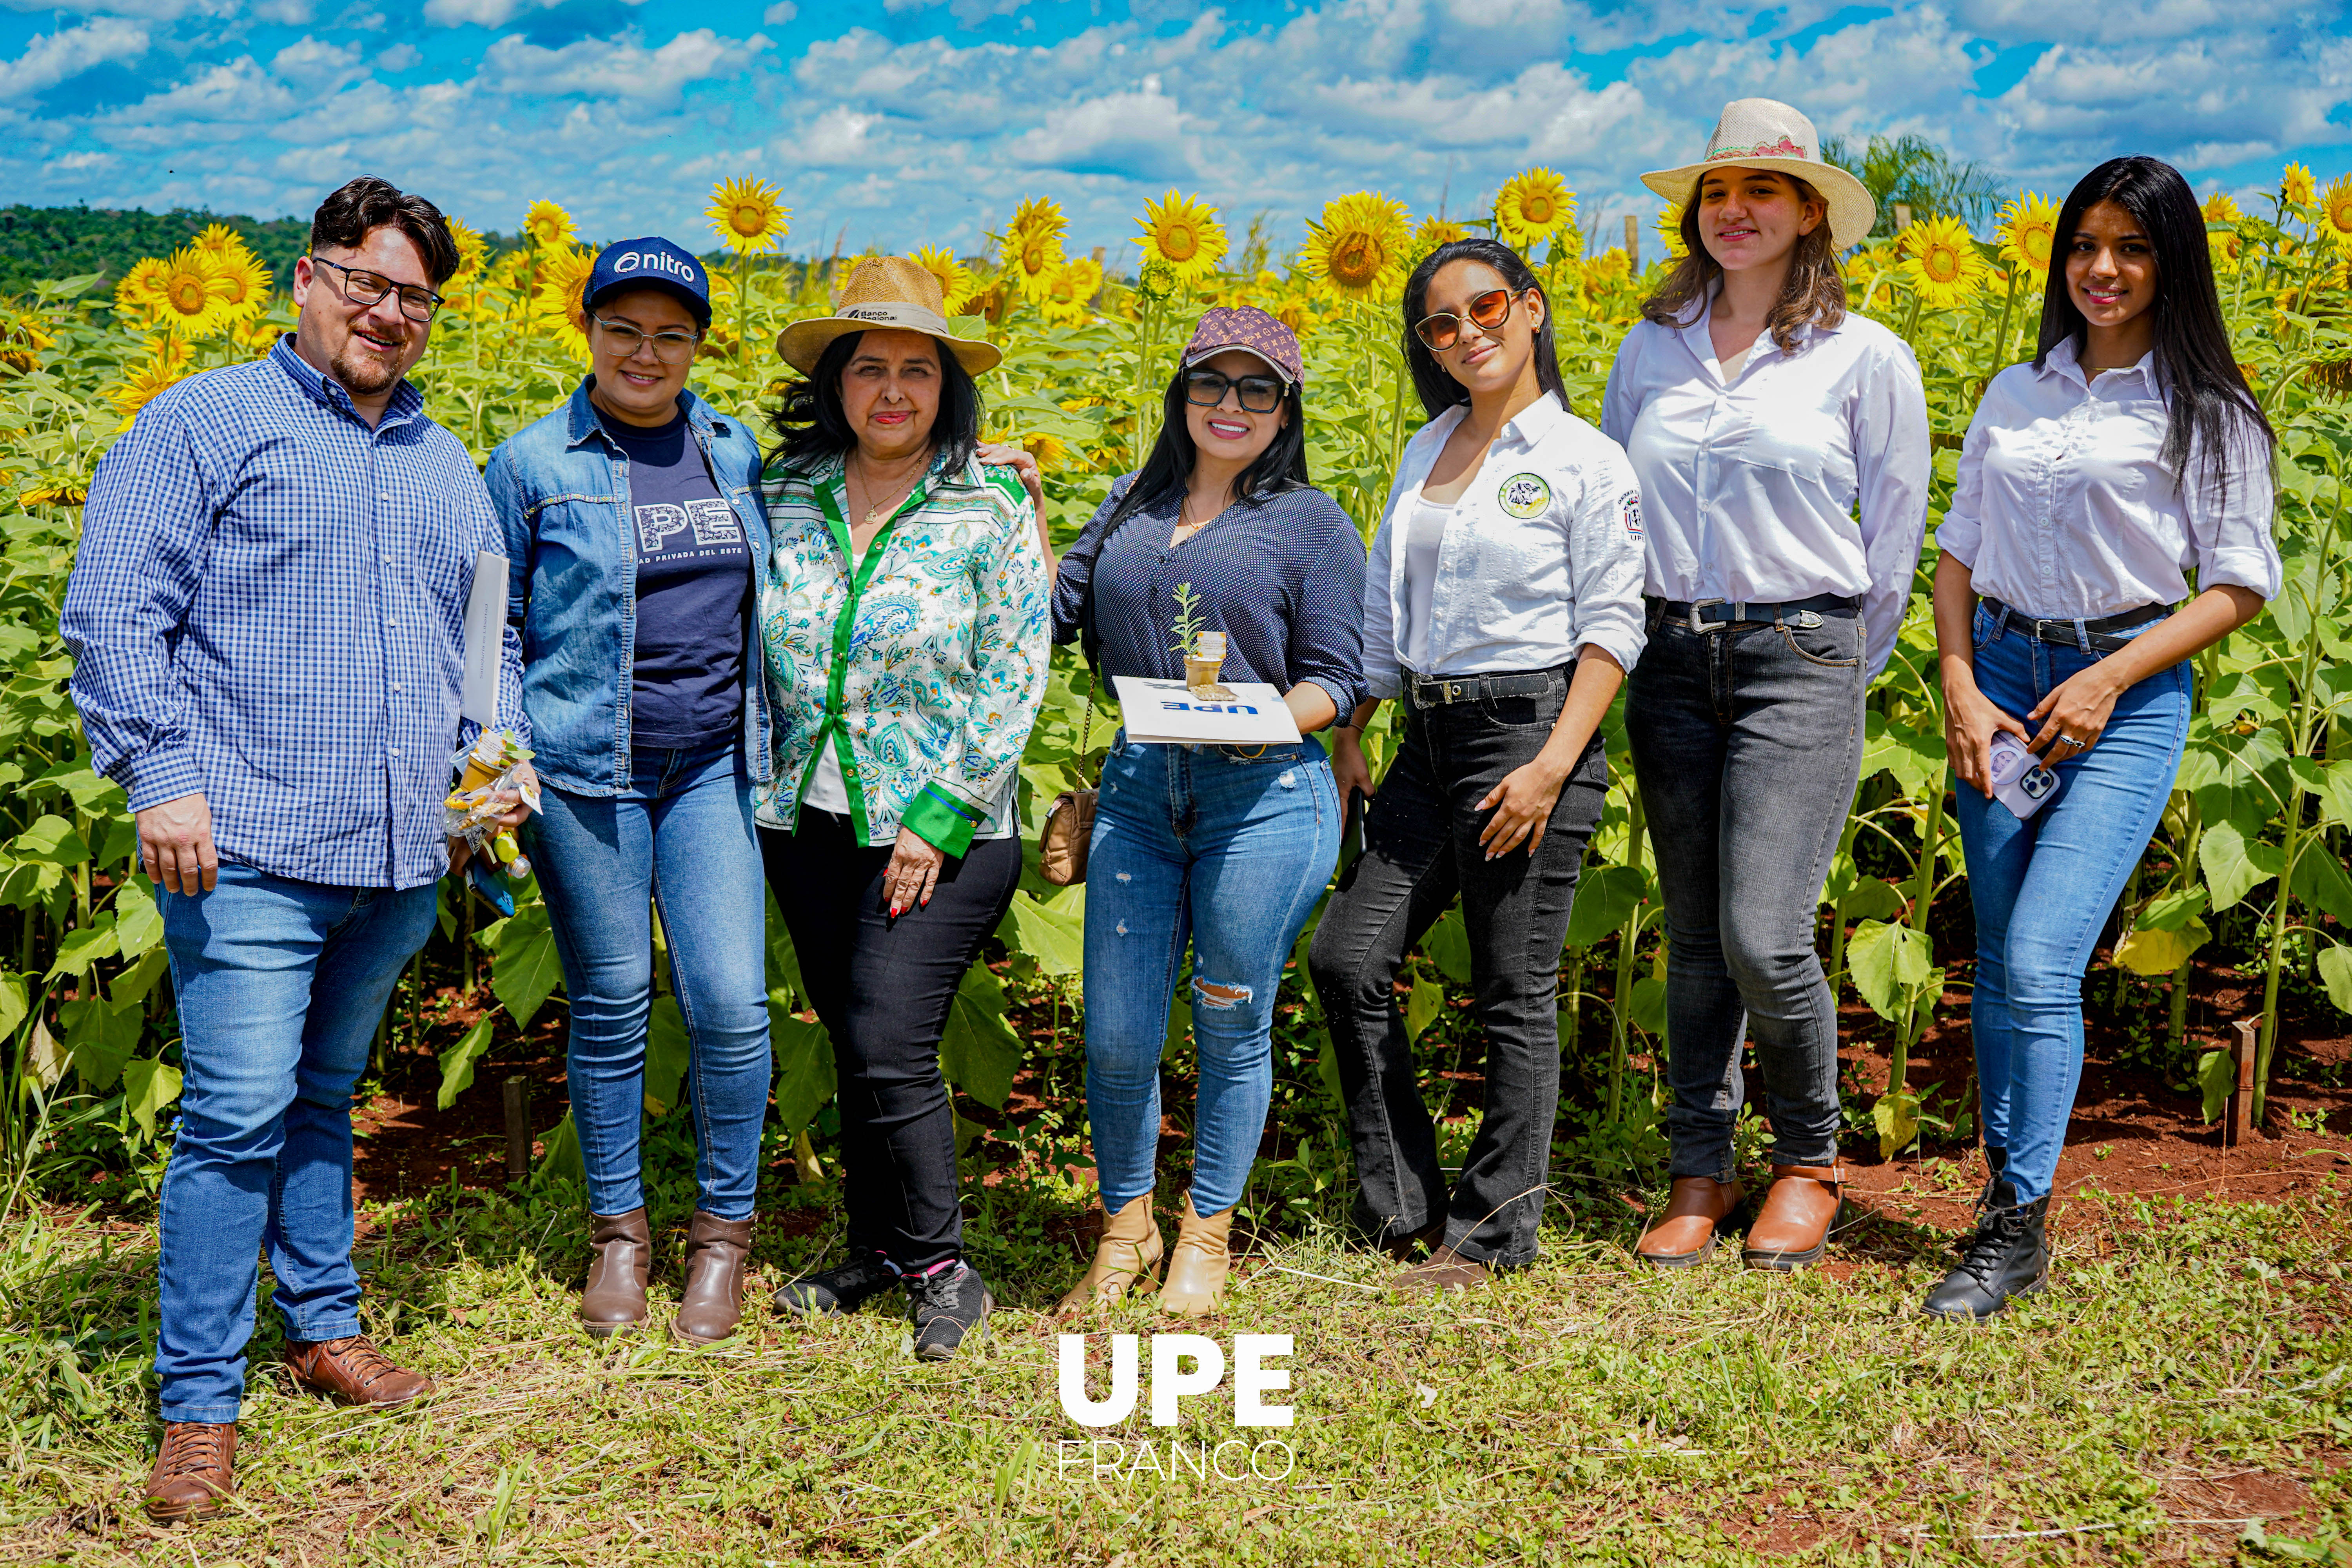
[1926,156,2276,1321]
[1601,98,1930,1274]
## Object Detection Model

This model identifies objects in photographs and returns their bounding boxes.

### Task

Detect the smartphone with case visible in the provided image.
[1986,732,2058,820]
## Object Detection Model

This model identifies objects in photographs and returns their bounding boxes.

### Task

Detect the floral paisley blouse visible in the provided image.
[753,448,1049,855]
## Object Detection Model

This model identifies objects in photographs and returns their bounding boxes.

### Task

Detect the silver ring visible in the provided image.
[2060,734,2085,748]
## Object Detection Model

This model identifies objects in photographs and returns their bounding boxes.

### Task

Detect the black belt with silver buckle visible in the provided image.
[1403,666,1565,710]
[1649,593,1860,634]
[1984,598,2171,656]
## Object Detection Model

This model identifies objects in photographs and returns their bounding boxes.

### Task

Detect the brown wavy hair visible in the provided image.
[1640,172,1846,353]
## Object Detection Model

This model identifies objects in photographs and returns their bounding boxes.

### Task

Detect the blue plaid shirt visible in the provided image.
[62,337,527,891]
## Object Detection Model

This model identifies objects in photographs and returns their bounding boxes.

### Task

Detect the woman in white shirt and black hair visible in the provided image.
[1308,237,1647,1294]
[1601,98,1930,1275]
[1927,155,2278,1321]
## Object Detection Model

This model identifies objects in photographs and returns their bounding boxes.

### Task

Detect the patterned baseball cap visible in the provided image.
[1180,305,1304,387]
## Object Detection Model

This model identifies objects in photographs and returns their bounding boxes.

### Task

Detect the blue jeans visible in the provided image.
[155,864,438,1423]
[532,741,771,1220]
[1953,605,2191,1202]
[1084,736,1340,1217]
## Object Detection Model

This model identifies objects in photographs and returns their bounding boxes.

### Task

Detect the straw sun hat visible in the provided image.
[1641,98,1877,252]
[775,254,1003,376]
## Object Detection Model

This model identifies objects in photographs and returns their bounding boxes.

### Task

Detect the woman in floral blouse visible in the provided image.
[754,256,1050,1361]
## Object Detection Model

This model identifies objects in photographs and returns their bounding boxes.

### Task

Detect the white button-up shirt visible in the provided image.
[1935,336,2281,619]
[1363,390,1648,700]
[1601,297,1931,678]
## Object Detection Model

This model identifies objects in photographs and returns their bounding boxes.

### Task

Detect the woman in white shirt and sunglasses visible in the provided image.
[1601,99,1930,1274]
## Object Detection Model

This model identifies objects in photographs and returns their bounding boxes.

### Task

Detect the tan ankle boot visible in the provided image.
[579,1207,652,1338]
[1742,1164,1846,1271]
[1635,1177,1744,1269]
[1156,1193,1234,1317]
[673,1210,755,1345]
[1056,1192,1165,1316]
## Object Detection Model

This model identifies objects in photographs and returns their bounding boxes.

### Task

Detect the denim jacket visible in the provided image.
[486,379,773,796]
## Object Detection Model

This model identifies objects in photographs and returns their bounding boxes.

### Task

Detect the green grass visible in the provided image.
[3,1161,2349,1566]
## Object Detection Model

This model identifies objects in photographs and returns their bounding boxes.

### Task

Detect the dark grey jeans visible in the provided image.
[1308,667,1607,1268]
[1624,601,1865,1181]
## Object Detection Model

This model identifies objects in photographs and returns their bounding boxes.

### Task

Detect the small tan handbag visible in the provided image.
[1037,691,1098,886]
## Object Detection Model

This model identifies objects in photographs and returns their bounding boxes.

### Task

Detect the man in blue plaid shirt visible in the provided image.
[61,177,531,1525]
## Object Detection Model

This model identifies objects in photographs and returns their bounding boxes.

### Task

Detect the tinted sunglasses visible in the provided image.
[1414,288,1516,352]
[1183,367,1286,414]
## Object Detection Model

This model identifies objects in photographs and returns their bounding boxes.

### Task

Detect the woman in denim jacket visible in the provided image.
[487,238,777,1348]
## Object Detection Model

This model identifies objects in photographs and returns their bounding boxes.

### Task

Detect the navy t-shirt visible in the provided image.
[608,408,750,750]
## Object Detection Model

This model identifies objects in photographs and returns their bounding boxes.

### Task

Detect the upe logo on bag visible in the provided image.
[1498,473,1551,517]
[1055,1334,1296,1483]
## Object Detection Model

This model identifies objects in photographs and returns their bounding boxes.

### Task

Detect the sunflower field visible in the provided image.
[1,162,2348,1215]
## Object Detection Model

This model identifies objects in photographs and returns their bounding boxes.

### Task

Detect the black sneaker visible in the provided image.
[906,1261,992,1361]
[1923,1181,2049,1321]
[775,1250,898,1317]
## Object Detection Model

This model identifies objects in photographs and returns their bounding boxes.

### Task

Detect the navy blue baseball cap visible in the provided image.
[585,236,711,329]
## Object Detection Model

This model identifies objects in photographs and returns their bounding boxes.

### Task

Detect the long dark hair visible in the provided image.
[1400,238,1566,419]
[1100,363,1309,532]
[2037,156,2272,505]
[1640,172,1846,354]
[768,329,983,476]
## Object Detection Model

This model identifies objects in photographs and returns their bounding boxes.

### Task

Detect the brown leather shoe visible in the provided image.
[673,1210,755,1345]
[145,1421,234,1524]
[1378,1218,1445,1265]
[1741,1163,1846,1271]
[285,1334,434,1406]
[579,1207,652,1338]
[1391,1243,1491,1298]
[1635,1177,1745,1269]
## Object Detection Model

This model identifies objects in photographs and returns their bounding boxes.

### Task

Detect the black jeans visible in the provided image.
[1624,602,1865,1182]
[1308,668,1607,1268]
[759,813,1023,1271]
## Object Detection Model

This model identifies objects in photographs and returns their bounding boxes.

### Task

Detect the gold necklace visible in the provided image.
[852,451,922,529]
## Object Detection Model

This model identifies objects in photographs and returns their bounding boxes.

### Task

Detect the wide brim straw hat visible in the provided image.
[1640,98,1877,252]
[775,254,1003,376]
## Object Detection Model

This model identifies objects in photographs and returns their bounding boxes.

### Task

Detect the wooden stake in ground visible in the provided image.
[1624,214,1639,274]
[503,1076,532,1181]
[2224,1018,2258,1149]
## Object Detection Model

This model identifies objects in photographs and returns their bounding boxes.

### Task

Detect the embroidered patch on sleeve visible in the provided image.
[1618,488,1644,537]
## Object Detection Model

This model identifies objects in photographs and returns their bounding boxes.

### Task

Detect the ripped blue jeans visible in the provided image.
[1082,733,1340,1216]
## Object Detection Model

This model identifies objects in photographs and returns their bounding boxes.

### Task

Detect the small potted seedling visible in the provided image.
[1171,583,1235,701]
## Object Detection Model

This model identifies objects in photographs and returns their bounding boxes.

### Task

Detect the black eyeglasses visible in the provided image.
[310,257,444,322]
[593,316,701,364]
[1183,368,1285,413]
[1414,288,1515,351]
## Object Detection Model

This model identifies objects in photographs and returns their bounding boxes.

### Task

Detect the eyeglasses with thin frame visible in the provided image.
[592,316,702,365]
[1183,367,1286,414]
[309,256,444,323]
[1414,288,1517,352]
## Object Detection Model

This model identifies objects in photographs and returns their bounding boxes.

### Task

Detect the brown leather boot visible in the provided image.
[284,1335,434,1406]
[579,1207,652,1338]
[1055,1192,1164,1316]
[1155,1193,1233,1317]
[1741,1163,1846,1271]
[673,1210,755,1346]
[1391,1243,1491,1298]
[1378,1218,1445,1265]
[144,1421,234,1524]
[1635,1177,1744,1269]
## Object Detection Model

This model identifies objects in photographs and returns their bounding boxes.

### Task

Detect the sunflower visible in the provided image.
[1408,216,1468,263]
[1269,279,1319,335]
[209,248,272,324]
[2320,175,2352,248]
[523,200,576,250]
[1001,197,1069,303]
[1995,192,2060,278]
[0,310,51,374]
[1007,195,1068,252]
[1018,431,1074,472]
[112,358,187,429]
[1654,205,1688,261]
[152,247,236,336]
[1301,192,1410,302]
[2202,193,2242,225]
[1900,214,1987,309]
[113,257,172,323]
[1584,249,1630,290]
[910,246,977,315]
[1039,256,1103,326]
[446,217,489,285]
[536,244,597,359]
[706,176,790,255]
[1493,168,1574,247]
[1132,191,1227,284]
[2284,164,2316,209]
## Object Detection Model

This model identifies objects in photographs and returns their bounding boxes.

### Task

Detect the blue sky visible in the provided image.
[5,0,2349,263]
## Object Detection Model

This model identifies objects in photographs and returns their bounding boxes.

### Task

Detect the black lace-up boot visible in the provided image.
[1954,1145,2009,1255]
[1923,1181,2048,1321]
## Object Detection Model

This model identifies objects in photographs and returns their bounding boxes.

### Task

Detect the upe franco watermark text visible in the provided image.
[1054,1333,1296,1484]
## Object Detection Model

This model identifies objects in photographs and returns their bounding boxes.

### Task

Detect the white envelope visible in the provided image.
[1112,677,1301,746]
[460,550,508,729]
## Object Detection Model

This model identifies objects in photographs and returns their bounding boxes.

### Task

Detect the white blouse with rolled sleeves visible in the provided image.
[1934,336,2281,618]
[1362,390,1649,701]
[1601,295,1931,679]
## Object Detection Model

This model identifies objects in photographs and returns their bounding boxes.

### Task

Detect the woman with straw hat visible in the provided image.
[755,255,1049,1361]
[1601,98,1930,1274]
